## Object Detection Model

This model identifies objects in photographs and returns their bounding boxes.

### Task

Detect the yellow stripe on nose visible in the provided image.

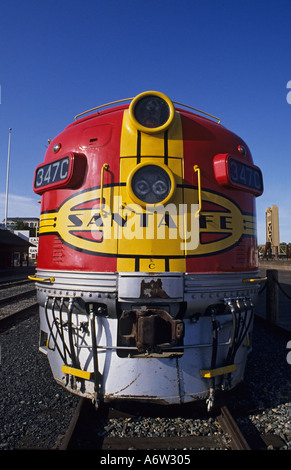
[118,105,186,273]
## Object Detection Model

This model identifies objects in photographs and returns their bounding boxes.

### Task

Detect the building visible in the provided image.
[0,218,40,265]
[10,231,39,264]
[28,237,39,263]
[0,229,32,269]
[265,205,280,254]
[3,217,39,234]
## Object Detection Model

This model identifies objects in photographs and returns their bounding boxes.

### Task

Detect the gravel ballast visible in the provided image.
[0,308,79,450]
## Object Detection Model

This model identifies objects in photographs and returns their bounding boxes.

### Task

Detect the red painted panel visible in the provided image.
[37,107,125,272]
[180,112,259,274]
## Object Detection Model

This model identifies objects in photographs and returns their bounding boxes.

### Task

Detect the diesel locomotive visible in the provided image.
[31,91,263,409]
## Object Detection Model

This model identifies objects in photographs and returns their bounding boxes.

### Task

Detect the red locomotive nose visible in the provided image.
[33,91,263,409]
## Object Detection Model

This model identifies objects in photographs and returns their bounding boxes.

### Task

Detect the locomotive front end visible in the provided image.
[32,91,263,408]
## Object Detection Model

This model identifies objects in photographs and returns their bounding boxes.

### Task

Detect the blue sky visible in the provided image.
[0,0,290,244]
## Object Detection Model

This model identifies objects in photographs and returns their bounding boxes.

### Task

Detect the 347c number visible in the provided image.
[34,156,70,189]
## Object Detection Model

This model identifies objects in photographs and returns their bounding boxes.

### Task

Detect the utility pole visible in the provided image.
[4,128,12,229]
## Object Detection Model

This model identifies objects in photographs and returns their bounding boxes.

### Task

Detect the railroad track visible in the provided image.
[0,284,37,328]
[0,278,33,290]
[58,397,251,451]
[0,288,36,307]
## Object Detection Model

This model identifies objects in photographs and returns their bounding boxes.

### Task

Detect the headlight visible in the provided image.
[129,91,175,134]
[127,163,175,205]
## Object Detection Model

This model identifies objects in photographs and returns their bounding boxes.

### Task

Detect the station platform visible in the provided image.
[257,260,291,332]
[0,266,36,283]
[259,259,291,271]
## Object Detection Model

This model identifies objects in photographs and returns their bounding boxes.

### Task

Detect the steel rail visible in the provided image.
[0,302,38,329]
[58,397,86,450]
[0,278,32,289]
[0,288,36,306]
[218,405,250,450]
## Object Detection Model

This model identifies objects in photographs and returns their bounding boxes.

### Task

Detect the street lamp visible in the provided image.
[4,128,12,229]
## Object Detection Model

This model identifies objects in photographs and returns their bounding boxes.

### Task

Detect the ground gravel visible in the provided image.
[0,308,79,450]
[233,321,291,449]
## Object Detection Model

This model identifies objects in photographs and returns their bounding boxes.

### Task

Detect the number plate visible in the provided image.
[213,154,263,196]
[33,153,85,194]
[228,158,263,193]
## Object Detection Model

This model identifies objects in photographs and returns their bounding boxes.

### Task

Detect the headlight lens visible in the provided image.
[134,178,150,196]
[129,91,175,133]
[129,164,175,205]
[134,96,170,129]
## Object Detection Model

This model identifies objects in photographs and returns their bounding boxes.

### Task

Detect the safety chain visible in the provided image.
[275,278,291,301]
[258,282,267,295]
[258,276,291,300]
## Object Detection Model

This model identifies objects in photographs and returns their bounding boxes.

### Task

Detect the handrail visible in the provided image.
[74,97,221,124]
[75,98,133,120]
[173,101,221,124]
[194,165,202,217]
[100,163,109,214]
[28,275,55,283]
